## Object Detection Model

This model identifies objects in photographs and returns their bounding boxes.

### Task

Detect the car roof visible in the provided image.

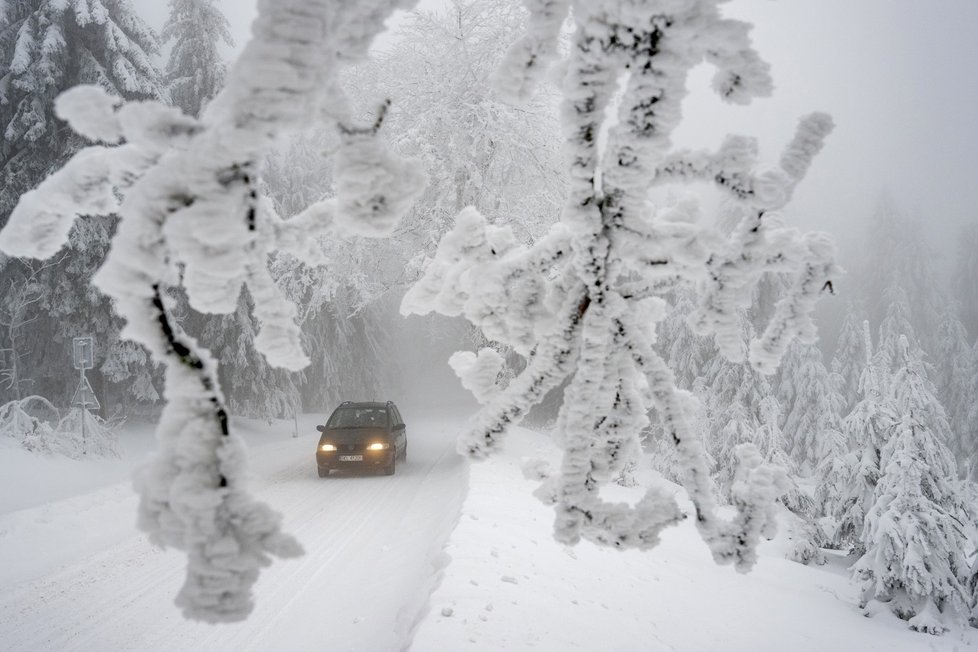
[334,401,391,409]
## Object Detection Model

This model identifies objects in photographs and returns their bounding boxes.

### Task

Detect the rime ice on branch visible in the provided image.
[404,0,837,569]
[0,0,423,622]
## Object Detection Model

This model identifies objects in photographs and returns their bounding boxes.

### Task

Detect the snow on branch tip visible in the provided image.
[404,0,838,571]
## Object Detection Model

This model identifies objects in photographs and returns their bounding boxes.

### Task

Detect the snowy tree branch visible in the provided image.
[0,0,424,622]
[405,0,834,571]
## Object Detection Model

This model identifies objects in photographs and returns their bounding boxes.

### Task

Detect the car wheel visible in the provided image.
[318,466,329,478]
[385,454,396,476]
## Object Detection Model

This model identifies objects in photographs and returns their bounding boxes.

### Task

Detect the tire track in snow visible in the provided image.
[0,413,468,652]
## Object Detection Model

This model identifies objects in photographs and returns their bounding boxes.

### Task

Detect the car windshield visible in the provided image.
[327,407,388,428]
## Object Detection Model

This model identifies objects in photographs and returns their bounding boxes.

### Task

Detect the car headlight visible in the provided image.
[367,442,389,451]
[320,443,337,452]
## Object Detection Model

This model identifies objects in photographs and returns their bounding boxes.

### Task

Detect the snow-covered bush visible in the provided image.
[0,396,118,458]
[404,0,837,569]
[0,0,424,623]
[0,395,59,453]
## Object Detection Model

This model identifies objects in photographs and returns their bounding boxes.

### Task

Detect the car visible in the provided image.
[315,401,407,477]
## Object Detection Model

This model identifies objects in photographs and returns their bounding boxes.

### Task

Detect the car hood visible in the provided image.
[321,428,390,444]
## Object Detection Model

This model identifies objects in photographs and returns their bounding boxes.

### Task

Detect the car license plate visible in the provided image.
[339,455,363,462]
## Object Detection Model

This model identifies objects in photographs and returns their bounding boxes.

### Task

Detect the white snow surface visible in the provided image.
[1,409,975,651]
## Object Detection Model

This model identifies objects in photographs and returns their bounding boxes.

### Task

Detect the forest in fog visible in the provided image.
[0,0,976,638]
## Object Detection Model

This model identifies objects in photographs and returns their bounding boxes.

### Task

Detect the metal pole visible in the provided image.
[293,408,299,438]
[80,368,86,455]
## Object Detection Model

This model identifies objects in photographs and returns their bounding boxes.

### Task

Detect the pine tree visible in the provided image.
[853,335,971,634]
[932,305,973,471]
[951,221,978,339]
[832,321,895,552]
[859,201,945,354]
[1,0,163,220]
[662,288,709,390]
[161,0,232,117]
[831,300,867,411]
[876,284,918,373]
[965,341,978,481]
[0,0,165,411]
[779,340,845,474]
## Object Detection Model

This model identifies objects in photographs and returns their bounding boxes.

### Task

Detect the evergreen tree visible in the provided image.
[965,341,978,481]
[832,321,896,552]
[831,300,867,411]
[951,222,978,338]
[780,340,845,474]
[932,305,974,472]
[0,0,164,411]
[1,0,163,221]
[859,201,944,354]
[662,289,709,390]
[854,417,970,631]
[161,0,232,117]
[853,335,971,634]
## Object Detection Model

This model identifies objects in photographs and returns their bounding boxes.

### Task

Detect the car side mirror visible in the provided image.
[316,425,325,433]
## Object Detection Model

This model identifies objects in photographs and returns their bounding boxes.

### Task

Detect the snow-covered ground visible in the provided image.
[0,408,467,651]
[1,411,975,651]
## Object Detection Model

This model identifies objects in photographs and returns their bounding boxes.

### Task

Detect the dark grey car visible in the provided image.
[315,401,407,477]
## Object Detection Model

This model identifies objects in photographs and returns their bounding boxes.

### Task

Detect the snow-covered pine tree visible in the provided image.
[853,338,972,634]
[662,287,708,390]
[699,316,784,497]
[0,0,425,622]
[161,0,233,118]
[831,300,867,411]
[932,304,974,473]
[951,221,978,339]
[876,283,919,374]
[832,321,896,553]
[199,290,302,419]
[405,0,837,568]
[966,340,978,481]
[779,340,845,474]
[0,0,166,410]
[859,201,945,355]
[0,0,163,219]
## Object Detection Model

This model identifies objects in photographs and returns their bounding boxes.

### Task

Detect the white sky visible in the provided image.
[134,0,978,262]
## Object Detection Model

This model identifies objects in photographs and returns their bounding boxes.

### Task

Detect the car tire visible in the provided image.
[385,454,395,476]
[318,466,329,478]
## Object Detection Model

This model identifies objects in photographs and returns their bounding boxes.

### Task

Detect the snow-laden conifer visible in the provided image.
[161,0,233,117]
[779,340,845,473]
[0,0,165,409]
[832,321,895,552]
[876,284,918,373]
[831,301,867,411]
[0,0,424,622]
[966,341,978,481]
[404,0,836,569]
[952,222,978,338]
[932,305,974,471]
[853,335,972,634]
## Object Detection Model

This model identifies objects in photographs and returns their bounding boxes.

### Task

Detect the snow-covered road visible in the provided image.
[0,410,468,651]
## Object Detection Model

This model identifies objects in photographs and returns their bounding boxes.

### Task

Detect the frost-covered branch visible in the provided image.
[404,0,834,571]
[0,0,423,622]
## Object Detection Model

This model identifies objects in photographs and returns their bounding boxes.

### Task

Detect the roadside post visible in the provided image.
[70,336,99,454]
